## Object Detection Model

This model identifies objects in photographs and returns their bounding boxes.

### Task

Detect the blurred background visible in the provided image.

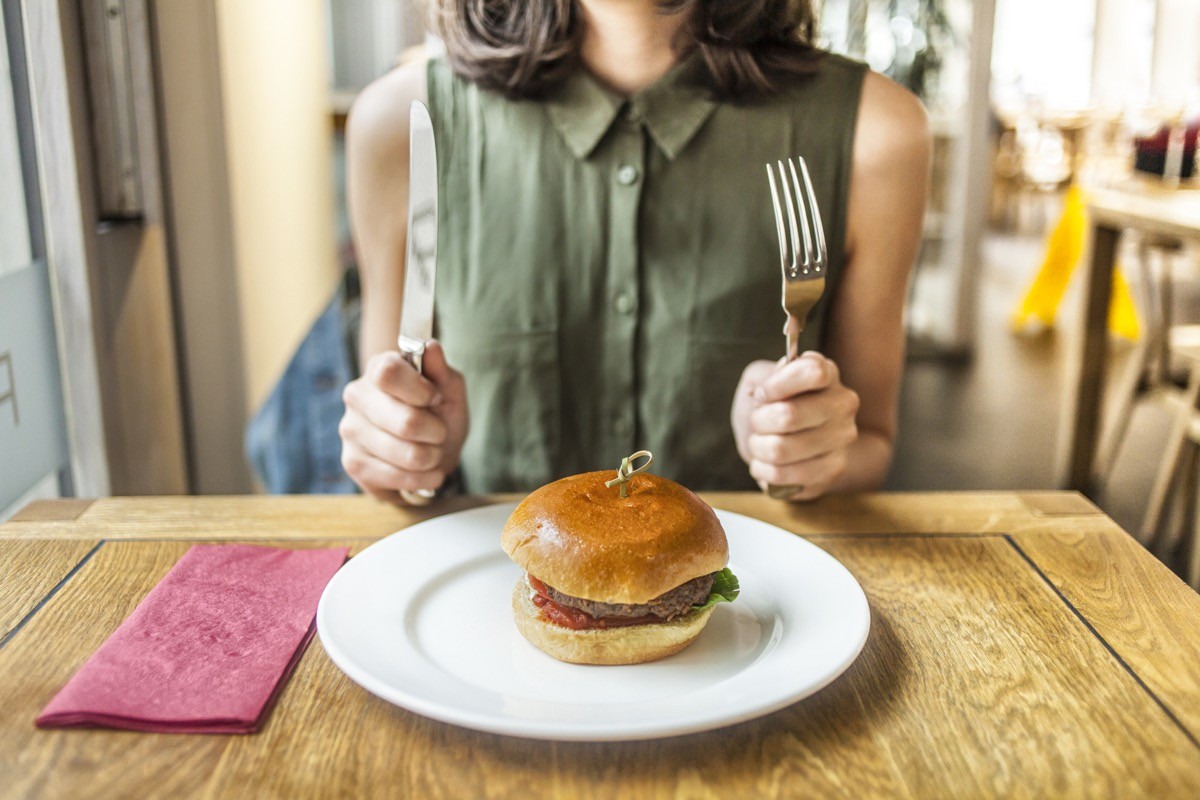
[2,0,1199,574]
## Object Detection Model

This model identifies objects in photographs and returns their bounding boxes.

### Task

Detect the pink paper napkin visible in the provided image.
[37,544,348,734]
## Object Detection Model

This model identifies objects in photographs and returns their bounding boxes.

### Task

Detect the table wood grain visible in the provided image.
[1013,529,1200,741]
[1,493,1198,799]
[0,540,100,645]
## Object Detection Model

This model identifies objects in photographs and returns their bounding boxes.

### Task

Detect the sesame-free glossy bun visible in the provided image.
[510,580,717,665]
[501,471,728,604]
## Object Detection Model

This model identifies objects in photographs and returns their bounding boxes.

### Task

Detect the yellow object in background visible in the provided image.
[1011,184,1140,340]
[1107,267,1140,340]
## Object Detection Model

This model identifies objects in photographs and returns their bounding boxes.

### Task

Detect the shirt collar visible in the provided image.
[545,53,717,161]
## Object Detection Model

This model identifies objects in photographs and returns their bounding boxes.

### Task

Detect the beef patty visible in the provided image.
[539,572,716,621]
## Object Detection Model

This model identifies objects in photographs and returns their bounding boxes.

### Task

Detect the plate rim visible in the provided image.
[317,502,870,741]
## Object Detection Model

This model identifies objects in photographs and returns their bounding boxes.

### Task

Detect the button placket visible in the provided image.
[604,122,646,450]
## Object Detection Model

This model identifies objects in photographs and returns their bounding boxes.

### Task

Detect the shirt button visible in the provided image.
[616,165,639,186]
[613,416,631,436]
[614,293,636,314]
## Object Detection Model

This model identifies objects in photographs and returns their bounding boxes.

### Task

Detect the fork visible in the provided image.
[764,156,827,500]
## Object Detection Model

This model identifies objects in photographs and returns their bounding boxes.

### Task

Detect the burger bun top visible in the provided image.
[501,471,728,604]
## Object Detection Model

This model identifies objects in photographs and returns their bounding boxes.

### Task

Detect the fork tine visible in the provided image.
[777,161,801,278]
[786,158,814,272]
[797,157,827,269]
[766,164,788,277]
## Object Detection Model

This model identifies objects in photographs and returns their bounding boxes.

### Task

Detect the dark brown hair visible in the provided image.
[431,0,821,100]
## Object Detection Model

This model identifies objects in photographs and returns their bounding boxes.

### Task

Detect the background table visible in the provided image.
[1060,183,1200,493]
[2,492,1199,798]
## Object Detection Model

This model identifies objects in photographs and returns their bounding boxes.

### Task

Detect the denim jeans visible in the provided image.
[245,271,360,494]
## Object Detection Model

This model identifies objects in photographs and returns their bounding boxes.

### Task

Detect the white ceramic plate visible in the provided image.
[317,503,869,741]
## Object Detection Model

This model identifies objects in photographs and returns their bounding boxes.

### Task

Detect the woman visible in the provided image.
[339,0,930,503]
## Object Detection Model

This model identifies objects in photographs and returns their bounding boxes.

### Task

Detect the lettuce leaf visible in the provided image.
[693,567,739,610]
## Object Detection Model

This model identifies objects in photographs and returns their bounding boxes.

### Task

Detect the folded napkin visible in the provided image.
[37,544,348,734]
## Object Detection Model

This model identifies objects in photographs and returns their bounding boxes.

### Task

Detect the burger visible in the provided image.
[501,466,739,665]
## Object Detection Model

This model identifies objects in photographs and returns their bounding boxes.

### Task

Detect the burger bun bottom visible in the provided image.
[511,580,716,665]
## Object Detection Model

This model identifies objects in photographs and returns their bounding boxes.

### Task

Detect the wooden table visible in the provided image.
[2,492,1199,798]
[1060,182,1200,492]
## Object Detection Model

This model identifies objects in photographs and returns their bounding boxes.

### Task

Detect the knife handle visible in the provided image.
[398,335,427,374]
[401,490,436,506]
[396,336,436,506]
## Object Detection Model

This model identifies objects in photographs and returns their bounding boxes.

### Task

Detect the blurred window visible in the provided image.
[0,4,71,519]
[992,0,1156,113]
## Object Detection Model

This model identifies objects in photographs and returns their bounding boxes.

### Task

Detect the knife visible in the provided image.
[397,100,439,505]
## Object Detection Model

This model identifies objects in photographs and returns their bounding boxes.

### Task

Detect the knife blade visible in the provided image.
[398,100,438,371]
[397,100,439,504]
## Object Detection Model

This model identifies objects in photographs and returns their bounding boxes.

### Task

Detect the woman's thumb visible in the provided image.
[421,340,461,394]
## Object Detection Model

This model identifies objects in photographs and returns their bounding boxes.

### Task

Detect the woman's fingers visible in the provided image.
[340,348,471,502]
[748,448,848,491]
[340,445,444,494]
[750,383,860,435]
[365,351,441,407]
[342,410,442,472]
[343,378,448,445]
[739,353,859,502]
[757,352,837,402]
[745,420,858,466]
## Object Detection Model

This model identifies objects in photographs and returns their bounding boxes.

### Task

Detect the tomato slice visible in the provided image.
[525,573,664,630]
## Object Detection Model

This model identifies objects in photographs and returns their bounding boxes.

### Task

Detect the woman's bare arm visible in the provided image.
[732,70,931,497]
[340,60,469,501]
[824,70,932,490]
[346,60,427,363]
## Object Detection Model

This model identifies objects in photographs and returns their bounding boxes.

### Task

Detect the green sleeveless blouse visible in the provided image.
[427,52,866,492]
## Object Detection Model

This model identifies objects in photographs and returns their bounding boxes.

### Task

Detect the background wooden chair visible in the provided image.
[1093,234,1188,487]
[1140,325,1200,588]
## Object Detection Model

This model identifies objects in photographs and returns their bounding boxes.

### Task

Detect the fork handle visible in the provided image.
[766,316,805,500]
[783,312,805,363]
[785,330,800,362]
[766,483,804,500]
